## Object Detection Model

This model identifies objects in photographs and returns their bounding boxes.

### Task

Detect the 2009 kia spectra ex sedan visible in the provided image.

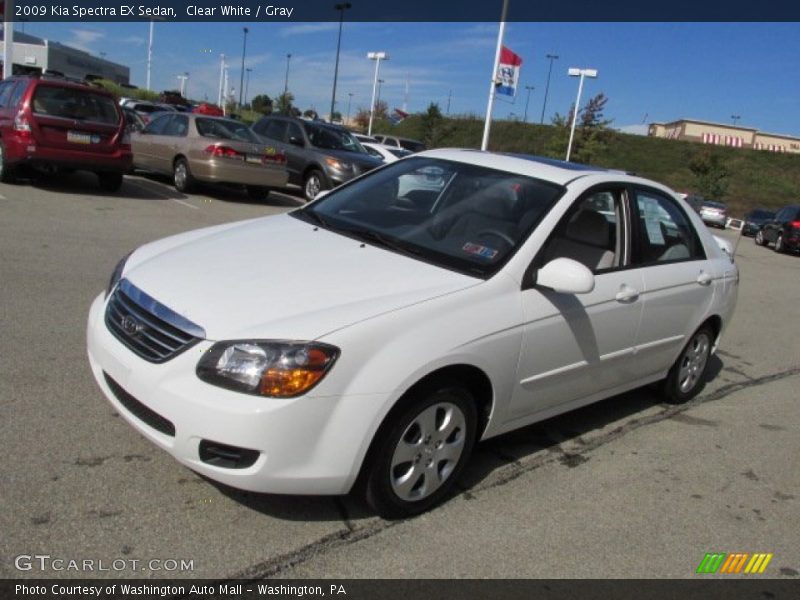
[86,150,739,517]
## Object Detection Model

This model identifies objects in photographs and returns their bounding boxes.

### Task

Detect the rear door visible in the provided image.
[29,84,122,155]
[630,187,717,378]
[132,114,173,171]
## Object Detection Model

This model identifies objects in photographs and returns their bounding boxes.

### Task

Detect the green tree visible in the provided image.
[544,93,614,164]
[689,150,730,199]
[303,109,318,120]
[275,92,295,115]
[251,94,273,115]
[420,102,445,147]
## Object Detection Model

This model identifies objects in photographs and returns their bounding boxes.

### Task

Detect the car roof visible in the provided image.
[416,149,635,187]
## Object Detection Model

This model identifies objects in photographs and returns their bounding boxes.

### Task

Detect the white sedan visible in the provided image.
[86,150,739,517]
[360,141,412,163]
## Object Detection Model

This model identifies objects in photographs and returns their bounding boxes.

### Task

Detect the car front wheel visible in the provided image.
[362,381,478,518]
[303,169,328,202]
[661,325,714,404]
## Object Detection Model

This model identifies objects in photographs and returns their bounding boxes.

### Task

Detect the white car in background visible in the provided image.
[87,150,738,517]
[361,141,412,163]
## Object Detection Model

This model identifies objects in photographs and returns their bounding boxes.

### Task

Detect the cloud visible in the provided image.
[122,35,146,46]
[67,29,105,52]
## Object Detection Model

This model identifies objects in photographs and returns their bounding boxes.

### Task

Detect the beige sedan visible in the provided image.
[132,113,288,198]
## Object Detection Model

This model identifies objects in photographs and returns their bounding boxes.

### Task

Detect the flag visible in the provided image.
[496,46,522,97]
[387,108,409,125]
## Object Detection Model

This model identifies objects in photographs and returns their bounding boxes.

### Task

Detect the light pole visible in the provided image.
[731,114,741,126]
[238,27,249,109]
[330,2,352,122]
[146,20,154,90]
[177,72,189,97]
[565,67,598,162]
[346,92,354,124]
[367,51,388,136]
[284,53,292,96]
[540,53,559,124]
[217,54,226,107]
[523,85,534,122]
[376,78,385,106]
[244,68,252,107]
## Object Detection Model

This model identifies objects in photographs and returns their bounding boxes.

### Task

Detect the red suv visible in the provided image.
[0,75,132,191]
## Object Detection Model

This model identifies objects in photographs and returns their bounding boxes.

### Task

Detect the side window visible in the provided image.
[8,82,26,109]
[632,189,704,264]
[163,114,188,137]
[0,81,15,107]
[262,119,288,141]
[540,189,624,273]
[775,208,789,222]
[286,122,303,144]
[143,114,171,135]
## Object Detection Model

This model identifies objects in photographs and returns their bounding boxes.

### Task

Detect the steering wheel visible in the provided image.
[476,228,516,247]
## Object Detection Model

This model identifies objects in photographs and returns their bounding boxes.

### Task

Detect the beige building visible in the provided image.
[648,119,800,154]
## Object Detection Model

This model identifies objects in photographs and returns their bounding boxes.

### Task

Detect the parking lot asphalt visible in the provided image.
[1,173,798,580]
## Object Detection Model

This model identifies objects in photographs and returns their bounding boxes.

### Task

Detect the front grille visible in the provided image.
[103,372,175,437]
[105,279,204,363]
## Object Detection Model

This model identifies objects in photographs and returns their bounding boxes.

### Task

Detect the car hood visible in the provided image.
[123,213,480,341]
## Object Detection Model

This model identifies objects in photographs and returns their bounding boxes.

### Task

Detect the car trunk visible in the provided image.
[30,84,122,154]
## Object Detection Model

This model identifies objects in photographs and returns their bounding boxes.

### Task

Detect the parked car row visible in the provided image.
[754,204,800,254]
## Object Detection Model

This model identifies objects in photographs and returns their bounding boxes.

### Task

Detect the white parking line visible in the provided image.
[171,198,199,210]
[0,193,6,200]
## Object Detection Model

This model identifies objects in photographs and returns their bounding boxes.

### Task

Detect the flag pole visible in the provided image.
[481,0,509,151]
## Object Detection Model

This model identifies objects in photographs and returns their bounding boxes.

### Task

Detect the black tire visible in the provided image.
[661,324,714,404]
[97,172,123,192]
[755,230,767,246]
[361,380,478,519]
[246,185,270,201]
[774,233,784,253]
[303,169,329,202]
[173,158,196,193]
[0,141,17,184]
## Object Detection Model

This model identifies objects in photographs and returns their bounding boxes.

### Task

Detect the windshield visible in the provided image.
[196,118,259,143]
[749,209,773,219]
[293,157,564,277]
[304,122,365,153]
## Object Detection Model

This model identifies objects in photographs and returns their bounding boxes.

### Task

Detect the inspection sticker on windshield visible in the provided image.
[463,242,498,260]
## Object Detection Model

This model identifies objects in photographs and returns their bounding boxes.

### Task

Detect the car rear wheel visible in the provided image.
[661,325,713,404]
[303,169,328,202]
[774,233,784,253]
[362,381,477,518]
[755,230,766,246]
[0,142,17,184]
[173,158,196,193]
[97,172,123,192]
[246,185,270,201]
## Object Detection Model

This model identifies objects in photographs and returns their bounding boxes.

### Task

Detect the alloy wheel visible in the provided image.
[677,331,711,394]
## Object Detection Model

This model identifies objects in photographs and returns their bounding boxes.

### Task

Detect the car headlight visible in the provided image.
[196,341,339,398]
[106,251,134,298]
[325,157,352,171]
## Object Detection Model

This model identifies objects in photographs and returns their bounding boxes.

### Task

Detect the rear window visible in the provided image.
[32,86,119,125]
[702,201,726,210]
[196,118,258,143]
[749,209,774,219]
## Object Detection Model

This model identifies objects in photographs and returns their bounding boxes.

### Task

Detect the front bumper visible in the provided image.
[86,293,379,495]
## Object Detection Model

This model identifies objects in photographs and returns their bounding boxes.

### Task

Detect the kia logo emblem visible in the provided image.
[120,315,144,336]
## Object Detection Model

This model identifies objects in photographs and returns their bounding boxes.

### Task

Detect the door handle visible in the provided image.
[697,272,713,286]
[615,284,639,303]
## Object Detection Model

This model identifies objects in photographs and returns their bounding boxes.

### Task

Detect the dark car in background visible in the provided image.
[0,74,131,191]
[699,200,728,228]
[755,204,800,253]
[251,116,383,201]
[742,208,776,237]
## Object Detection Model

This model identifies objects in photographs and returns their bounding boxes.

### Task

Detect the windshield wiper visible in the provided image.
[344,228,421,256]
[300,209,331,229]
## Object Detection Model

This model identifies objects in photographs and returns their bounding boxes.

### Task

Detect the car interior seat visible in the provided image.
[544,209,615,271]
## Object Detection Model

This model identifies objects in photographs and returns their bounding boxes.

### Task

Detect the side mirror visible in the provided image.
[288,136,304,147]
[536,258,595,294]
